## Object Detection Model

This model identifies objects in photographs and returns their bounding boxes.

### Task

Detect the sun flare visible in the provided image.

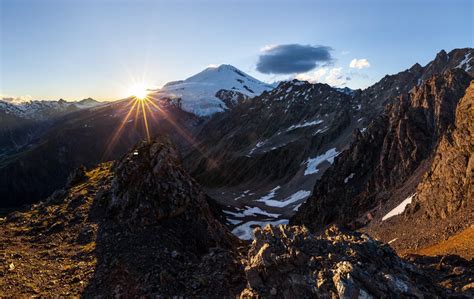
[128,83,149,100]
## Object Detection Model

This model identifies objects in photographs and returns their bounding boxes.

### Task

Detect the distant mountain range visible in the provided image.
[0,98,102,120]
[0,98,102,158]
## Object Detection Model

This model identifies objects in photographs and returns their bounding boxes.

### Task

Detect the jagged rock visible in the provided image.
[364,80,474,256]
[240,225,452,297]
[82,138,246,296]
[0,138,246,297]
[46,189,67,204]
[215,89,250,108]
[76,225,95,245]
[185,79,358,189]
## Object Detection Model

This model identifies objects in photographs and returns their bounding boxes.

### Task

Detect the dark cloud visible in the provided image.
[257,44,333,75]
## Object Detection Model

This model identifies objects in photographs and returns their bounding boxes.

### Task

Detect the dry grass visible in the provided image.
[416,226,474,259]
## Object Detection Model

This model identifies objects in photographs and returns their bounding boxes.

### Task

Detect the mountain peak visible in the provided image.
[152,64,274,117]
[211,64,239,71]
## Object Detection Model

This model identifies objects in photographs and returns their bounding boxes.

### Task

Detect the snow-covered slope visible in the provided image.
[150,64,274,116]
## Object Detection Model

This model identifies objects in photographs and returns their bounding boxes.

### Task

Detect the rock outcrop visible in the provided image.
[84,138,245,296]
[240,225,473,297]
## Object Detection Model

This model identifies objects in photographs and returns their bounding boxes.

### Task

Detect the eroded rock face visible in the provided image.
[363,81,473,255]
[240,225,450,298]
[411,81,474,220]
[291,69,472,230]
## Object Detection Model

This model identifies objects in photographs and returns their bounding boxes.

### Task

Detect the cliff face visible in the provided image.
[366,81,474,255]
[411,81,473,220]
[291,69,472,230]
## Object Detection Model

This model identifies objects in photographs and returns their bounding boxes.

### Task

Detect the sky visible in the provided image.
[1,0,472,101]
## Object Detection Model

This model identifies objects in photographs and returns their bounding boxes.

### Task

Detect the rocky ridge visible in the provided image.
[291,69,473,231]
[0,138,245,296]
[366,80,474,254]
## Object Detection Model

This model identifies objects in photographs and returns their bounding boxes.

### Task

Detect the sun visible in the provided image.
[128,83,149,100]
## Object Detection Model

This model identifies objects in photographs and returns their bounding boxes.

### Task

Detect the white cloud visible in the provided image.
[325,67,350,86]
[294,67,350,87]
[295,68,328,83]
[349,58,370,69]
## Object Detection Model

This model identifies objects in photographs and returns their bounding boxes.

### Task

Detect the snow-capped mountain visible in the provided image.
[0,98,101,120]
[150,64,274,116]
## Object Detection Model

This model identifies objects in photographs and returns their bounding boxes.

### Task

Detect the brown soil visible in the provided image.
[0,164,110,295]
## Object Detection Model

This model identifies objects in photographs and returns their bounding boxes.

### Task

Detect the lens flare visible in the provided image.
[128,83,149,100]
[102,87,218,169]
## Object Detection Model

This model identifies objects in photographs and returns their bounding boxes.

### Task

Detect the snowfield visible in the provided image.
[456,53,472,72]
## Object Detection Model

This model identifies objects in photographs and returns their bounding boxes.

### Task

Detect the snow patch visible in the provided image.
[382,193,416,221]
[227,219,243,225]
[344,173,355,183]
[287,119,323,131]
[257,190,311,208]
[304,148,340,175]
[456,53,472,72]
[256,186,281,203]
[293,203,302,211]
[248,140,266,155]
[223,206,281,218]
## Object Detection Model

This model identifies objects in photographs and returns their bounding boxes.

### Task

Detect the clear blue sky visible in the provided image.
[1,0,472,101]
